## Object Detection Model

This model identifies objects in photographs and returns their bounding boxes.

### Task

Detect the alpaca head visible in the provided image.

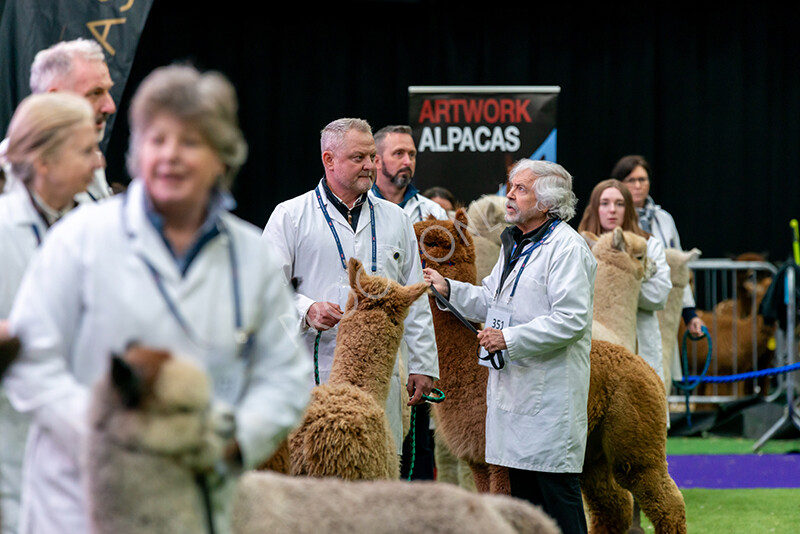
[415,209,477,284]
[583,227,651,281]
[344,258,428,322]
[466,194,509,244]
[664,247,702,290]
[93,345,235,471]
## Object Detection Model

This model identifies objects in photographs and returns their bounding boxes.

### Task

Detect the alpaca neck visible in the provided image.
[592,265,640,350]
[328,316,401,404]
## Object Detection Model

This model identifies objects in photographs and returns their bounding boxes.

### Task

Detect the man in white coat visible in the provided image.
[262,118,439,463]
[1,38,115,201]
[370,124,448,223]
[371,123,448,480]
[424,159,596,534]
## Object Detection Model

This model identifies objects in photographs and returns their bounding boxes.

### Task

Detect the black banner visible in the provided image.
[408,86,559,206]
[0,0,154,149]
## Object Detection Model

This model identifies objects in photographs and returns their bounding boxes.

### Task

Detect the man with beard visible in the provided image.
[1,38,116,201]
[263,118,439,471]
[370,124,449,481]
[371,125,448,223]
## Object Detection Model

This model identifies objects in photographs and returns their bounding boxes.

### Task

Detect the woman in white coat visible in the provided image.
[0,91,102,534]
[578,179,673,383]
[3,65,312,534]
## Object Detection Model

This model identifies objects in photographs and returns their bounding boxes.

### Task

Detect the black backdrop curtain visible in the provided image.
[97,0,799,262]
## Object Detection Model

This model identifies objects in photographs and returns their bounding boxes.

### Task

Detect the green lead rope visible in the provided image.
[405,388,445,480]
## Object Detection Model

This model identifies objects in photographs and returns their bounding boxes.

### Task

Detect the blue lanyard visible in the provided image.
[30,224,42,246]
[497,220,560,301]
[315,185,377,273]
[120,192,248,353]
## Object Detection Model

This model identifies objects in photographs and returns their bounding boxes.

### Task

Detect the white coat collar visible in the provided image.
[1,181,48,236]
[122,179,183,282]
[315,178,374,235]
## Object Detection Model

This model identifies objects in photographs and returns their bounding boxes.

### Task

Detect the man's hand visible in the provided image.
[422,268,448,297]
[306,301,343,331]
[406,374,434,406]
[477,327,507,353]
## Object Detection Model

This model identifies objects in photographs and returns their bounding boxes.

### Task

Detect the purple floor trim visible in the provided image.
[667,454,800,489]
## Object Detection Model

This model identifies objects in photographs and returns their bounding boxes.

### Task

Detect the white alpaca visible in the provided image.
[231,470,560,534]
[87,346,236,534]
[465,194,510,281]
[657,247,702,393]
[582,227,654,353]
[86,346,560,534]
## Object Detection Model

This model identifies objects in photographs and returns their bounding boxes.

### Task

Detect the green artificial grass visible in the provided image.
[666,436,800,455]
[640,488,800,534]
[632,436,800,533]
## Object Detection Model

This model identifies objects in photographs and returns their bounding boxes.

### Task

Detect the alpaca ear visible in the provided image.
[612,227,626,252]
[347,257,365,289]
[686,248,702,262]
[401,282,429,308]
[111,355,143,409]
[455,208,468,228]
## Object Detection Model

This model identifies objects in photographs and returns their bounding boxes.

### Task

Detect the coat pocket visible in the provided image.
[491,359,545,416]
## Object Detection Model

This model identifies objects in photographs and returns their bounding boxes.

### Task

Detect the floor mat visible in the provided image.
[667,454,800,488]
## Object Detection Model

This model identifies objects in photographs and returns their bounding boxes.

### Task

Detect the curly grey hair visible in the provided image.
[508,159,577,222]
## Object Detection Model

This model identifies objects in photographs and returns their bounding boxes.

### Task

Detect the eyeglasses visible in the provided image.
[623,177,649,185]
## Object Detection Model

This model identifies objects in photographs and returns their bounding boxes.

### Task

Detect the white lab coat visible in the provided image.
[635,237,672,383]
[3,178,313,534]
[262,180,440,454]
[0,183,47,534]
[401,192,449,223]
[640,201,695,309]
[444,221,597,473]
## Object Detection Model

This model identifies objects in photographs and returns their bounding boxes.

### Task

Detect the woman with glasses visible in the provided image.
[610,154,705,339]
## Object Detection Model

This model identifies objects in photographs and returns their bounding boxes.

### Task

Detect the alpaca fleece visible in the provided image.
[231,470,559,534]
[87,346,234,534]
[288,257,428,480]
[415,211,509,494]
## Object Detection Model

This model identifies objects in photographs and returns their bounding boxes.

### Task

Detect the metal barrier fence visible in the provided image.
[667,258,779,405]
[668,257,800,448]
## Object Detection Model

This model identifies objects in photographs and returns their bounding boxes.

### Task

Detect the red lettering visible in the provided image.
[500,99,515,122]
[516,99,532,122]
[418,100,435,124]
[483,99,499,123]
[417,97,535,124]
[434,100,451,123]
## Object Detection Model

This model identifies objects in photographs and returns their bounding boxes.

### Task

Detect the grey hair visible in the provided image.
[126,64,248,190]
[373,124,412,153]
[509,159,577,222]
[320,118,372,155]
[29,38,106,94]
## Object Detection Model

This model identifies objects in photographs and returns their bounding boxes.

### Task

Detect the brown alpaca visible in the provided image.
[288,257,428,480]
[415,210,510,494]
[679,278,775,400]
[419,216,686,533]
[582,228,652,353]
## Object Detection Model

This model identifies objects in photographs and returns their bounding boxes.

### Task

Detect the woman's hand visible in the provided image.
[688,316,706,337]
